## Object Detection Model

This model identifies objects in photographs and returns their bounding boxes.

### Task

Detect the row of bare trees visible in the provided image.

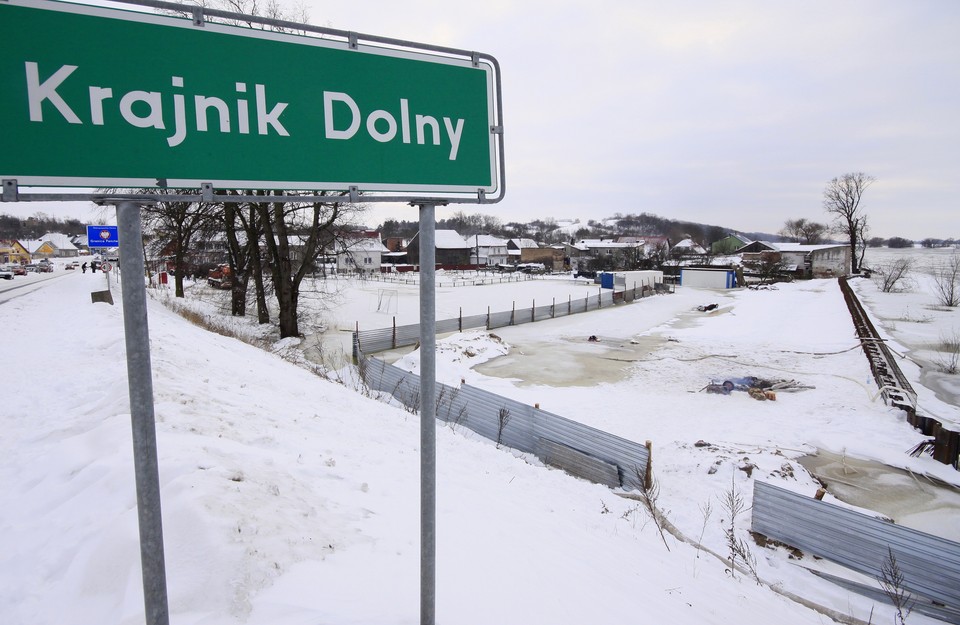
[141,191,362,338]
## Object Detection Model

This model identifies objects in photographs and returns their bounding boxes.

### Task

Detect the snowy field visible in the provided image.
[2,251,959,625]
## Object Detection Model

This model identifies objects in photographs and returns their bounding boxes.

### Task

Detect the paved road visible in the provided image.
[0,270,86,305]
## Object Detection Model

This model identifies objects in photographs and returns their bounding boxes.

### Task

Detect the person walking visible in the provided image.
[81,262,87,273]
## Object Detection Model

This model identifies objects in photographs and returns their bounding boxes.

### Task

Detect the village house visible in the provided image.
[520,245,565,271]
[711,233,752,255]
[506,238,540,264]
[0,240,32,264]
[670,238,707,257]
[736,241,851,278]
[406,229,472,268]
[465,234,509,267]
[18,232,83,259]
[336,236,389,274]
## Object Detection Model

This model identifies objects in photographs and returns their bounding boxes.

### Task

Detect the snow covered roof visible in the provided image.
[577,239,638,249]
[465,234,508,247]
[773,243,848,253]
[672,238,707,254]
[19,239,48,253]
[511,238,539,249]
[341,238,389,253]
[744,241,848,253]
[434,230,471,249]
[39,233,79,251]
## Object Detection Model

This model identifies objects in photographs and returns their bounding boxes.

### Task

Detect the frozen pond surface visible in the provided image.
[799,450,960,542]
[475,334,669,387]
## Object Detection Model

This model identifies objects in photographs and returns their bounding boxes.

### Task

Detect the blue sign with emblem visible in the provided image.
[87,225,119,248]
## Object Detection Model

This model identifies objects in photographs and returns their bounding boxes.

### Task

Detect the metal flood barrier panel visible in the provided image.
[752,481,960,614]
[360,355,649,492]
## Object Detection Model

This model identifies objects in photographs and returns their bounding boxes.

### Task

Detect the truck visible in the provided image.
[207,264,233,289]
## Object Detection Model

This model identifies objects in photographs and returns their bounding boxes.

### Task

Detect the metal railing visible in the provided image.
[354,282,666,354]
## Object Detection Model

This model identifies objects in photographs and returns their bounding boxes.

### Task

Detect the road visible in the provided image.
[0,270,88,305]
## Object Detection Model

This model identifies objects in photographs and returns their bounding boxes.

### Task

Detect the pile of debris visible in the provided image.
[702,376,814,401]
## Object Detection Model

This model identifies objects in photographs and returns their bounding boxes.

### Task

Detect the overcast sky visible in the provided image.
[310,0,959,239]
[5,0,958,241]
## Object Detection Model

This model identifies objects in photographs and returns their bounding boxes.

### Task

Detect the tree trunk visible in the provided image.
[848,220,859,274]
[277,284,299,337]
[251,248,269,324]
[174,243,187,298]
[231,273,248,316]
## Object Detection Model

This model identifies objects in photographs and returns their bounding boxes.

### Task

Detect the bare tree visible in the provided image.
[878,547,914,625]
[220,194,270,321]
[932,253,960,307]
[873,257,914,293]
[780,218,829,244]
[823,172,875,274]
[257,192,363,338]
[139,192,220,298]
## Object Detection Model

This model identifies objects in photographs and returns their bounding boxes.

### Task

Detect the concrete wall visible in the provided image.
[680,268,737,289]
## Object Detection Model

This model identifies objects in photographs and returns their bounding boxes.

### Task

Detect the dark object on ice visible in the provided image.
[587,335,599,342]
[697,303,719,312]
[705,381,734,395]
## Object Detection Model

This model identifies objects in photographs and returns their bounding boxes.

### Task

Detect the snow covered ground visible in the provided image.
[2,254,958,625]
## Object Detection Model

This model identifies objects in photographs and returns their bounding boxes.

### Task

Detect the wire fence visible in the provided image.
[355,280,664,354]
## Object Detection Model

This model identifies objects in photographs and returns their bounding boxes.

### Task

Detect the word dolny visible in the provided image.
[24,62,466,160]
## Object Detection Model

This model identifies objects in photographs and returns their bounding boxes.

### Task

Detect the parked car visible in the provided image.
[37,263,54,273]
[8,264,26,276]
[24,263,39,272]
[0,267,13,280]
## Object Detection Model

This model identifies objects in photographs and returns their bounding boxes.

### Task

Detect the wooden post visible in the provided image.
[532,299,536,323]
[392,317,396,350]
[644,440,653,490]
[511,301,515,325]
[931,422,944,463]
[486,306,490,330]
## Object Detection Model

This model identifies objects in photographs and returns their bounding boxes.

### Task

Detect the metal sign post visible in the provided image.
[116,201,171,625]
[418,203,438,625]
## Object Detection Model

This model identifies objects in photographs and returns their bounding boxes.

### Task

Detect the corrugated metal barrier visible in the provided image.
[752,481,960,623]
[360,355,650,492]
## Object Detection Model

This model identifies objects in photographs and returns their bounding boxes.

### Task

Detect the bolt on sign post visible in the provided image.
[1,2,503,625]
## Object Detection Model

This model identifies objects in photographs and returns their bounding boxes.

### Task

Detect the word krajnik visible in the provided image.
[25,62,288,148]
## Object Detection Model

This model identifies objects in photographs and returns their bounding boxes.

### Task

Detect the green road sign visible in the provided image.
[1,0,500,196]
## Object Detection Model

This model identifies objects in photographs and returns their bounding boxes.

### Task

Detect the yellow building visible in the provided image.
[0,240,31,264]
